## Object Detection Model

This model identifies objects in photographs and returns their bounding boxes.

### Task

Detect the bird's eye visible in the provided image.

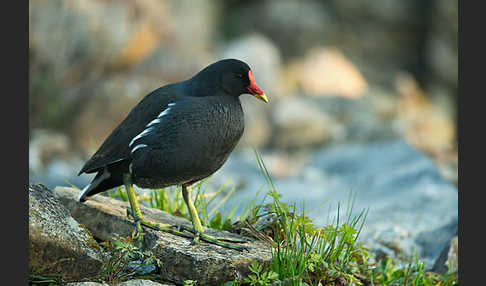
[236,74,243,78]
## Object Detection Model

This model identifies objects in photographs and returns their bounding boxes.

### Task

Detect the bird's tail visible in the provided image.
[78,167,121,202]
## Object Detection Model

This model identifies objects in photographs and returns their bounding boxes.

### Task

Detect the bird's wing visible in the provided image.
[78,87,180,174]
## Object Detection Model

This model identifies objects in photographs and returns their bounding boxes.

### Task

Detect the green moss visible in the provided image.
[78,223,102,251]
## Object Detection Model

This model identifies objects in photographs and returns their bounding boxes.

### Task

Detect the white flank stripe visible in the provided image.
[131,144,148,154]
[129,127,154,147]
[146,118,160,127]
[130,103,175,147]
[158,108,171,118]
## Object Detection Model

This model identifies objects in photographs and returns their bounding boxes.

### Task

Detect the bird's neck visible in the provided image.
[185,74,238,98]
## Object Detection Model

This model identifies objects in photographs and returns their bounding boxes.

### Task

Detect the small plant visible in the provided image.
[99,235,161,284]
[371,255,458,286]
[243,261,279,286]
[183,280,197,286]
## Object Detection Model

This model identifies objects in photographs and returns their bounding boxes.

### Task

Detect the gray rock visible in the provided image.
[212,140,457,268]
[332,0,419,24]
[424,0,458,103]
[115,280,175,286]
[416,219,457,266]
[431,232,458,274]
[29,184,106,281]
[292,47,368,99]
[272,96,344,149]
[29,130,72,174]
[52,186,272,286]
[66,280,174,286]
[311,92,401,144]
[221,0,333,59]
[65,283,109,286]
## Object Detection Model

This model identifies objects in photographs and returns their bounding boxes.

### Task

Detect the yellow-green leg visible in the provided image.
[123,174,194,249]
[181,184,248,251]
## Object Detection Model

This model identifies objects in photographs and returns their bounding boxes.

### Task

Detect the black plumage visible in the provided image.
[77,59,267,250]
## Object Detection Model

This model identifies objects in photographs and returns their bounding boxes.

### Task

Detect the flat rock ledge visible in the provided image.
[29,184,106,281]
[52,186,272,286]
[65,279,175,286]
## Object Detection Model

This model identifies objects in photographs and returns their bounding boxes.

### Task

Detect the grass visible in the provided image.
[93,151,458,285]
[97,235,161,284]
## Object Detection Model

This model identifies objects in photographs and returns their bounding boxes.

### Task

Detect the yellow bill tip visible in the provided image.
[253,93,269,103]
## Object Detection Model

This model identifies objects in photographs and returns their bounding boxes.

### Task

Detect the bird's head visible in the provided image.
[193,59,268,103]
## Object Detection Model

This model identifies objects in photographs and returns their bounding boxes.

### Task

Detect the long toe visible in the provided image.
[126,208,194,239]
[199,233,249,251]
[140,219,195,239]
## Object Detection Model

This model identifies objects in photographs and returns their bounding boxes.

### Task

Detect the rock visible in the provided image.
[115,281,175,286]
[395,73,456,156]
[425,0,458,89]
[260,151,309,179]
[66,280,175,286]
[65,283,109,286]
[66,280,174,286]
[291,47,368,98]
[220,0,333,59]
[30,0,171,69]
[52,186,272,286]
[268,89,402,150]
[213,140,457,268]
[332,0,419,24]
[29,130,73,174]
[417,220,457,271]
[163,1,218,56]
[237,101,272,149]
[431,232,458,274]
[272,97,344,149]
[29,184,106,281]
[29,129,90,190]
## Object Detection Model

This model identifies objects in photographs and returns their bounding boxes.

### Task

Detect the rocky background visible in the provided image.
[29,0,458,272]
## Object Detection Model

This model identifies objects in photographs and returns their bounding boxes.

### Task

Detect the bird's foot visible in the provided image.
[179,224,248,243]
[130,218,145,250]
[126,209,194,244]
[126,210,248,251]
[178,224,249,251]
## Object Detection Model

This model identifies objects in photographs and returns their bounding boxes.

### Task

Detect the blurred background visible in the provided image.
[29,0,458,267]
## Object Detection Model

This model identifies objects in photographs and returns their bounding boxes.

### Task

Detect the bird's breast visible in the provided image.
[204,100,244,157]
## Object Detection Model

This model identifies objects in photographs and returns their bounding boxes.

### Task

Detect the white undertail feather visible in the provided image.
[77,168,111,202]
[78,182,92,201]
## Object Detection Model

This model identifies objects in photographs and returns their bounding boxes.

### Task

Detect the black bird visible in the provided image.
[78,59,268,250]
